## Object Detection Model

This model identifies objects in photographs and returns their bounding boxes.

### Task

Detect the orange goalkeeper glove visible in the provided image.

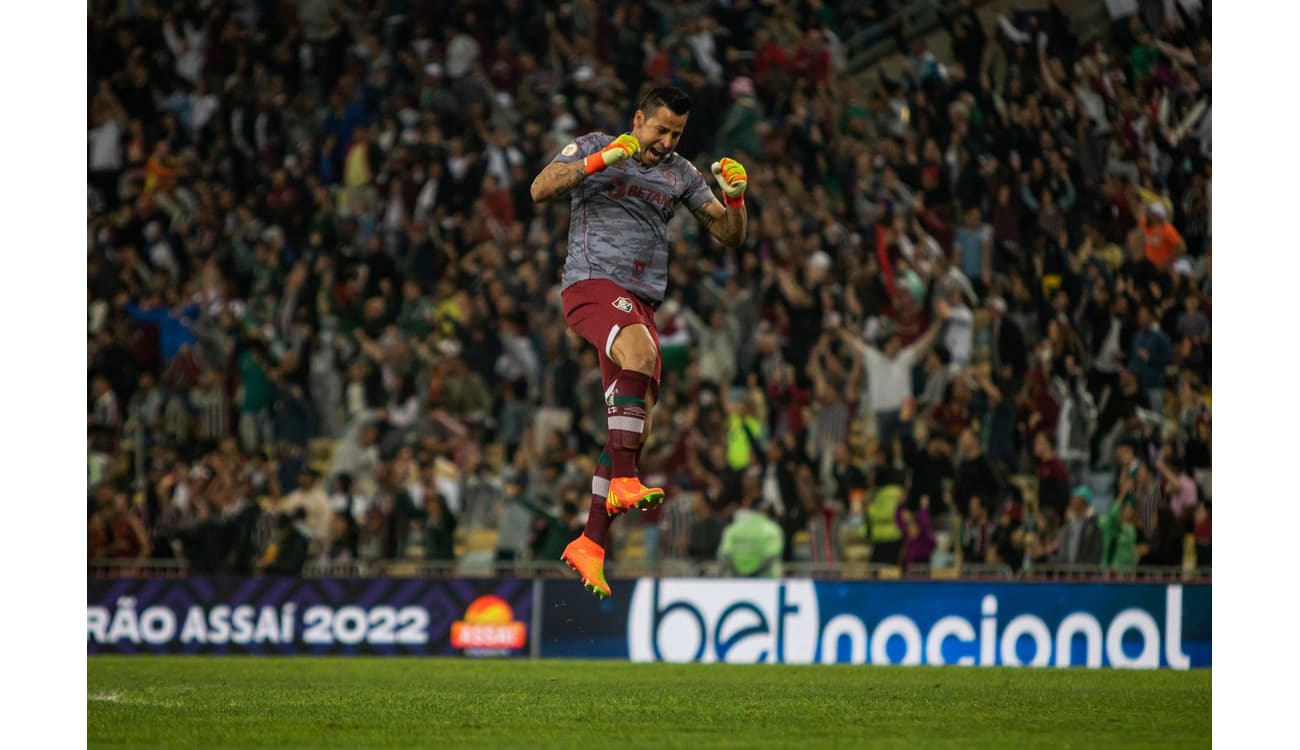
[584,134,641,174]
[711,157,748,208]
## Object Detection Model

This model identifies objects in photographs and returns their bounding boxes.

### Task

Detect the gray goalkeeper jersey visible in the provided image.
[554,132,715,303]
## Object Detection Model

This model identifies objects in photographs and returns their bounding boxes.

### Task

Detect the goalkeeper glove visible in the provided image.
[711,157,748,208]
[584,134,641,174]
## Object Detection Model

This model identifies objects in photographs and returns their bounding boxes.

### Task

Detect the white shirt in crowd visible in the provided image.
[89,118,123,173]
[861,344,922,414]
[944,303,974,368]
[283,485,333,548]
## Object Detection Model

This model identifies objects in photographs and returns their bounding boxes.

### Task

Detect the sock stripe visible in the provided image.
[597,451,612,467]
[592,475,611,498]
[608,415,645,433]
[611,395,646,407]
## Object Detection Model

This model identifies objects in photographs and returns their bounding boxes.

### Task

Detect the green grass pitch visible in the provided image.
[88,657,1210,749]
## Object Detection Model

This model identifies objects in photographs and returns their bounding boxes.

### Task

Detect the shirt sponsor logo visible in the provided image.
[608,178,673,209]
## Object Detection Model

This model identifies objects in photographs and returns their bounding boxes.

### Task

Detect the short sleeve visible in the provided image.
[550,132,609,165]
[679,160,716,212]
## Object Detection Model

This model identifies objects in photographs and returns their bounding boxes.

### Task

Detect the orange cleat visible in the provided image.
[605,476,666,517]
[561,534,611,600]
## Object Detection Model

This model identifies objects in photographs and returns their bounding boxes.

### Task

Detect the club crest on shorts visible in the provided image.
[612,296,634,313]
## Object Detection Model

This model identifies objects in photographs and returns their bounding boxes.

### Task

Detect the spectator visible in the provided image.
[495,477,534,563]
[688,494,724,562]
[422,493,459,562]
[841,299,951,449]
[989,498,1027,571]
[941,286,975,368]
[953,428,1001,520]
[1026,507,1063,567]
[1053,486,1103,566]
[237,341,275,452]
[953,207,993,294]
[1032,431,1071,517]
[718,494,784,577]
[864,466,905,566]
[520,495,580,564]
[259,511,311,576]
[1128,305,1173,410]
[1137,202,1187,273]
[958,496,993,565]
[281,467,332,557]
[101,490,151,560]
[1192,503,1211,567]
[898,497,935,572]
[1158,455,1200,523]
[1140,506,1185,568]
[830,442,867,508]
[987,297,1027,382]
[328,473,367,560]
[88,375,121,477]
[900,411,954,516]
[1100,497,1146,573]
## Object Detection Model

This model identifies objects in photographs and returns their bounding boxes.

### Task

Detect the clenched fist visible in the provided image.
[711,157,748,207]
[585,133,641,175]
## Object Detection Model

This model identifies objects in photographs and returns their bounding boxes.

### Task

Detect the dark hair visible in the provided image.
[638,86,692,116]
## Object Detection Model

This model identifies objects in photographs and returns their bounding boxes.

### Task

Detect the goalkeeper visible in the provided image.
[530,85,749,599]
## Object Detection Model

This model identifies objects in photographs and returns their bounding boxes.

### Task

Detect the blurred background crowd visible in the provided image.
[87,0,1211,577]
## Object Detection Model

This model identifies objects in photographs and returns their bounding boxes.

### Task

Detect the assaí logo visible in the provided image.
[627,579,1196,669]
[451,595,527,654]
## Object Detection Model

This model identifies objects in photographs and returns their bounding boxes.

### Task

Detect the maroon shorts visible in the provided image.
[561,278,661,399]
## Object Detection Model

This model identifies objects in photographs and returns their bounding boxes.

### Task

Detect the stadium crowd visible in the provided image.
[87,0,1211,576]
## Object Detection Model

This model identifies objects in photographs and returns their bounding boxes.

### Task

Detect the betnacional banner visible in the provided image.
[90,577,1210,668]
[540,579,1210,669]
[87,577,533,656]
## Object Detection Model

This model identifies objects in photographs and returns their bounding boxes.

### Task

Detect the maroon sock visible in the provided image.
[582,446,615,547]
[608,370,651,477]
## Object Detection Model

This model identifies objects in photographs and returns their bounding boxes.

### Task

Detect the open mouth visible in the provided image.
[648,147,669,159]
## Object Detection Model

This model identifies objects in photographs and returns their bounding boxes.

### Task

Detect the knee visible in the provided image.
[622,342,657,375]
[613,328,658,374]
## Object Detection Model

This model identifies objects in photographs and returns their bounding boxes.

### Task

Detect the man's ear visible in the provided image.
[633,109,644,130]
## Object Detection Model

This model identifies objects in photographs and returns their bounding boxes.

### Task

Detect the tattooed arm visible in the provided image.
[692,197,748,249]
[530,160,589,204]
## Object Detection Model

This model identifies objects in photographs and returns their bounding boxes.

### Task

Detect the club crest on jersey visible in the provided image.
[612,297,634,313]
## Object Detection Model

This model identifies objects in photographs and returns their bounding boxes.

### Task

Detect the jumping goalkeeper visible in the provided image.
[530,85,750,599]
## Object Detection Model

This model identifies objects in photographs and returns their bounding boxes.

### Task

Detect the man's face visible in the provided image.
[632,106,688,166]
[1069,495,1088,518]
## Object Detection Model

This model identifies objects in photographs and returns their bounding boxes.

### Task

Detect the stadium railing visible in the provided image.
[88,558,1211,582]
